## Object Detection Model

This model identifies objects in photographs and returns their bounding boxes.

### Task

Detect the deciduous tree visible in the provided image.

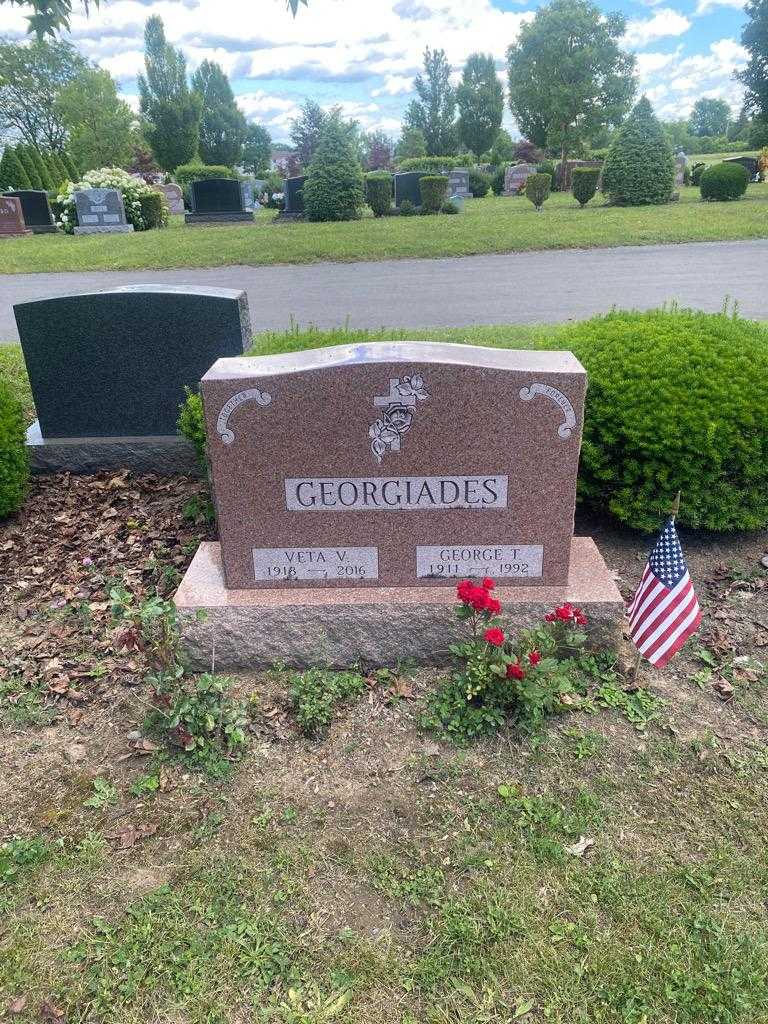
[138,15,201,172]
[56,66,134,171]
[402,47,457,156]
[242,123,271,175]
[688,97,730,137]
[456,53,503,158]
[736,0,768,122]
[394,125,427,161]
[362,130,393,170]
[289,99,327,168]
[192,59,247,167]
[506,0,636,168]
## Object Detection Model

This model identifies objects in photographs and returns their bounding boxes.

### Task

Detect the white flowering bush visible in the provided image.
[56,167,167,234]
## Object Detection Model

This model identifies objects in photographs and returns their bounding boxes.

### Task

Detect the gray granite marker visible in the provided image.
[73,188,134,235]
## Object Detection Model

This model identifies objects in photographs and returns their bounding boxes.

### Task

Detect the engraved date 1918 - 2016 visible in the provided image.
[251,544,544,583]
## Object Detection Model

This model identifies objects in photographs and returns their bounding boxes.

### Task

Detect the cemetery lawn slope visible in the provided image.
[1,186,768,273]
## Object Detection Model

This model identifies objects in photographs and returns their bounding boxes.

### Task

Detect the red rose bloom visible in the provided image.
[576,613,588,626]
[528,650,541,666]
[556,603,573,621]
[484,627,505,647]
[457,579,474,603]
[544,612,555,622]
[471,587,489,611]
[486,597,501,615]
[482,577,496,590]
[506,662,525,680]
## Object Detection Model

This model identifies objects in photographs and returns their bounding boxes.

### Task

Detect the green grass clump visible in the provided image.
[289,667,367,736]
[540,308,768,531]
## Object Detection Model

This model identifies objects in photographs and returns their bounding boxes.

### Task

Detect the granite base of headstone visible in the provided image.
[15,285,251,474]
[3,190,57,233]
[174,341,623,667]
[0,196,32,236]
[185,178,254,225]
[73,188,134,235]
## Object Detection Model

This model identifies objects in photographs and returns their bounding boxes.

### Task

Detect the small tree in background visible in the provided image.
[456,52,504,158]
[602,96,674,205]
[56,66,134,171]
[572,165,600,206]
[0,147,32,190]
[525,172,551,211]
[290,99,327,168]
[242,123,272,176]
[60,151,78,180]
[513,139,544,164]
[192,60,247,167]
[487,128,515,164]
[395,126,427,162]
[363,130,393,170]
[402,47,457,156]
[688,97,731,137]
[28,145,53,188]
[303,112,365,221]
[365,171,393,215]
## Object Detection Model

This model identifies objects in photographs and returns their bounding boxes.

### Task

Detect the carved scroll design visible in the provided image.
[519,382,576,440]
[216,388,272,445]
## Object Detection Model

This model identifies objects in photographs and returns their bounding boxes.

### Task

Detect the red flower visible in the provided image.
[544,612,556,622]
[471,587,490,611]
[555,603,574,621]
[484,627,505,647]
[506,662,525,680]
[482,577,496,590]
[457,579,475,603]
[486,597,501,615]
[575,613,588,626]
[528,650,541,666]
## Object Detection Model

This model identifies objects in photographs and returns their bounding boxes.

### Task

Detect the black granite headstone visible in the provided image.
[284,175,306,215]
[725,156,759,180]
[14,285,251,440]
[3,190,56,233]
[191,178,244,214]
[394,172,423,207]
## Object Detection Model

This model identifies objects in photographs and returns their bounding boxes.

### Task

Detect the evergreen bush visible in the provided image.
[602,96,675,206]
[173,163,233,189]
[16,146,43,189]
[60,152,79,181]
[139,190,169,228]
[700,162,749,201]
[29,148,52,189]
[537,309,768,531]
[572,166,600,207]
[419,175,449,213]
[43,152,63,188]
[467,168,489,197]
[0,377,29,520]
[398,199,416,216]
[490,166,506,195]
[365,171,393,216]
[303,114,365,222]
[690,162,706,186]
[525,172,551,210]
[537,160,556,186]
[0,147,31,190]
[440,199,459,214]
[397,156,465,173]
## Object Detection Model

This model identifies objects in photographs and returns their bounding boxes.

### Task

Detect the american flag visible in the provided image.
[627,517,702,668]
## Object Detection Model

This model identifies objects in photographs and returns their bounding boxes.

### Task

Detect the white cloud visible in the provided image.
[695,0,744,14]
[623,8,691,49]
[640,37,747,120]
[372,75,414,97]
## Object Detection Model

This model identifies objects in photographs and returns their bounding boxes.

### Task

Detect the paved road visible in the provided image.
[1,238,766,343]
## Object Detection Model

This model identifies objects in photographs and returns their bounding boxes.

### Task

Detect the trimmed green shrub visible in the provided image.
[60,152,79,181]
[525,172,551,210]
[399,198,416,216]
[397,155,465,173]
[303,114,365,222]
[467,168,489,197]
[537,159,556,185]
[690,162,705,186]
[29,147,52,190]
[365,171,393,216]
[419,175,449,213]
[15,145,43,189]
[0,376,29,520]
[441,199,459,214]
[178,389,207,472]
[572,166,600,207]
[138,190,169,229]
[174,163,234,208]
[43,152,63,188]
[0,147,31,190]
[490,165,506,195]
[700,162,749,201]
[538,309,768,531]
[602,96,675,206]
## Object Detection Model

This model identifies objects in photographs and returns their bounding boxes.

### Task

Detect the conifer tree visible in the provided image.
[16,144,44,188]
[191,60,247,167]
[0,147,32,189]
[303,112,365,221]
[602,95,674,205]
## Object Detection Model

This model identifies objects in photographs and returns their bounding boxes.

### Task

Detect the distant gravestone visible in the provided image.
[14,285,251,474]
[156,183,185,214]
[726,156,759,181]
[282,175,307,217]
[73,188,133,235]
[503,163,536,196]
[240,180,255,210]
[394,171,423,207]
[448,168,471,198]
[0,195,32,236]
[3,190,56,233]
[185,178,253,224]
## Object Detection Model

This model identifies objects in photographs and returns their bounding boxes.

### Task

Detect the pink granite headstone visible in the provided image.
[503,163,536,196]
[201,343,587,591]
[155,183,185,214]
[0,196,31,236]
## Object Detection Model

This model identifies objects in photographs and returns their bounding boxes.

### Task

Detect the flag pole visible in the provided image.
[631,490,682,680]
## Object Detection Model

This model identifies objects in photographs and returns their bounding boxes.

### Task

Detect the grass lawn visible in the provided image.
[1,186,767,275]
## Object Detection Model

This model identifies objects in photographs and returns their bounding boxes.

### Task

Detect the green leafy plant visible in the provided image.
[422,579,591,743]
[419,174,449,213]
[690,161,706,186]
[525,172,551,211]
[490,165,506,195]
[397,156,466,173]
[538,307,768,531]
[572,166,601,207]
[467,168,490,197]
[303,112,365,222]
[398,198,417,216]
[83,778,118,809]
[602,96,675,206]
[440,199,459,214]
[289,667,366,737]
[55,166,162,233]
[159,674,248,756]
[365,170,393,217]
[700,162,749,201]
[0,376,29,520]
[138,189,169,228]
[177,387,207,472]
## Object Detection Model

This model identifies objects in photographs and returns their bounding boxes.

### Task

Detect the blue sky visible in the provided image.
[0,0,750,142]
